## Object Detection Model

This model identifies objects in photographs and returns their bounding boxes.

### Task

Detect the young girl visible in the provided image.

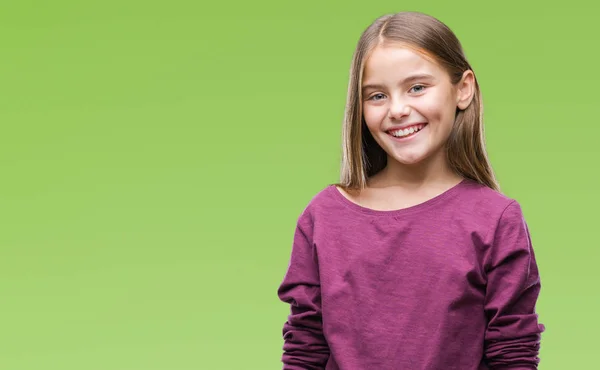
[277,11,545,370]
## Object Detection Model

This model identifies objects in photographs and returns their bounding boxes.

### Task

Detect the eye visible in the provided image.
[409,84,426,94]
[367,93,386,101]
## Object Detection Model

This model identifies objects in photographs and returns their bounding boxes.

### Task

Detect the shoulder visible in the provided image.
[458,180,531,246]
[294,183,342,223]
[457,178,524,221]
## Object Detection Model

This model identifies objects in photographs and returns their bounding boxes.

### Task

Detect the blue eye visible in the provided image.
[368,93,386,101]
[409,85,426,93]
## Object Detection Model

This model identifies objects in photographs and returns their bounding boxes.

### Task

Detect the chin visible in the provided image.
[388,151,429,165]
[392,158,425,166]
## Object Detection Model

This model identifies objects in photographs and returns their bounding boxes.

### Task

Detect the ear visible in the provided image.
[456,70,475,110]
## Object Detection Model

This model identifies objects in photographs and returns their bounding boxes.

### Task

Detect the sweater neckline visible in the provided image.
[329,178,472,217]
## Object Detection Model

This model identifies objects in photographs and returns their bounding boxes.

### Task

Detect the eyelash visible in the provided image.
[409,84,426,94]
[367,84,427,101]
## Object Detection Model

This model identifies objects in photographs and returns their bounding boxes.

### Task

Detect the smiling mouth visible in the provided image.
[387,123,428,139]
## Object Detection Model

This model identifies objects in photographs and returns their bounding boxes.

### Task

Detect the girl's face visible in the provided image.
[361,45,472,167]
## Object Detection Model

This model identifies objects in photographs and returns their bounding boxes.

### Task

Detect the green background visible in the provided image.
[0,0,596,369]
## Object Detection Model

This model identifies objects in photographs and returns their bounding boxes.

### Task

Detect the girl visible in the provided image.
[277,11,545,370]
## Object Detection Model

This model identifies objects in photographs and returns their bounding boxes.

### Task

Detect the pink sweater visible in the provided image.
[277,178,544,369]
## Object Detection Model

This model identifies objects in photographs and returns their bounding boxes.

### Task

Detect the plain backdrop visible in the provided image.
[1,1,597,369]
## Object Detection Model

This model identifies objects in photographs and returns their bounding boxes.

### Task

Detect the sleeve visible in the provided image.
[276,209,330,369]
[482,200,546,369]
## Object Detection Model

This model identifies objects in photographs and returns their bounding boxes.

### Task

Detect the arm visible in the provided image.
[483,201,545,369]
[277,210,330,369]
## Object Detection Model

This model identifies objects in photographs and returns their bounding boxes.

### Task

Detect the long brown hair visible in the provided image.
[336,12,500,192]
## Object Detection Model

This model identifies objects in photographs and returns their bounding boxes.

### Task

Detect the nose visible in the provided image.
[388,97,411,120]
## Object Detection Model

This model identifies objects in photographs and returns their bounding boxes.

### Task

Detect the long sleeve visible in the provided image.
[277,209,330,369]
[483,200,545,369]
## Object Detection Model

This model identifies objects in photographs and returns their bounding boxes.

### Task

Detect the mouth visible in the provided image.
[386,123,428,140]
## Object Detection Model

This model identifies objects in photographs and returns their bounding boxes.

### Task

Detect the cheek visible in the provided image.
[362,105,384,130]
[419,96,456,127]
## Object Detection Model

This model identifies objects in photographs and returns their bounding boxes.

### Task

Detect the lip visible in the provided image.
[386,122,428,133]
[386,123,427,141]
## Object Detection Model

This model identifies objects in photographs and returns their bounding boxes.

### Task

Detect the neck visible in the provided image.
[370,151,463,189]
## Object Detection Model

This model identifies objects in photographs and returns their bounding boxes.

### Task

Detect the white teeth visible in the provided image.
[390,125,425,137]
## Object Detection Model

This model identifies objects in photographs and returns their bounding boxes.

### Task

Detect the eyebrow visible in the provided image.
[362,73,435,92]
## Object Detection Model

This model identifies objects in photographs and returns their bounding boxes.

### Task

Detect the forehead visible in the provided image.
[363,45,443,81]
